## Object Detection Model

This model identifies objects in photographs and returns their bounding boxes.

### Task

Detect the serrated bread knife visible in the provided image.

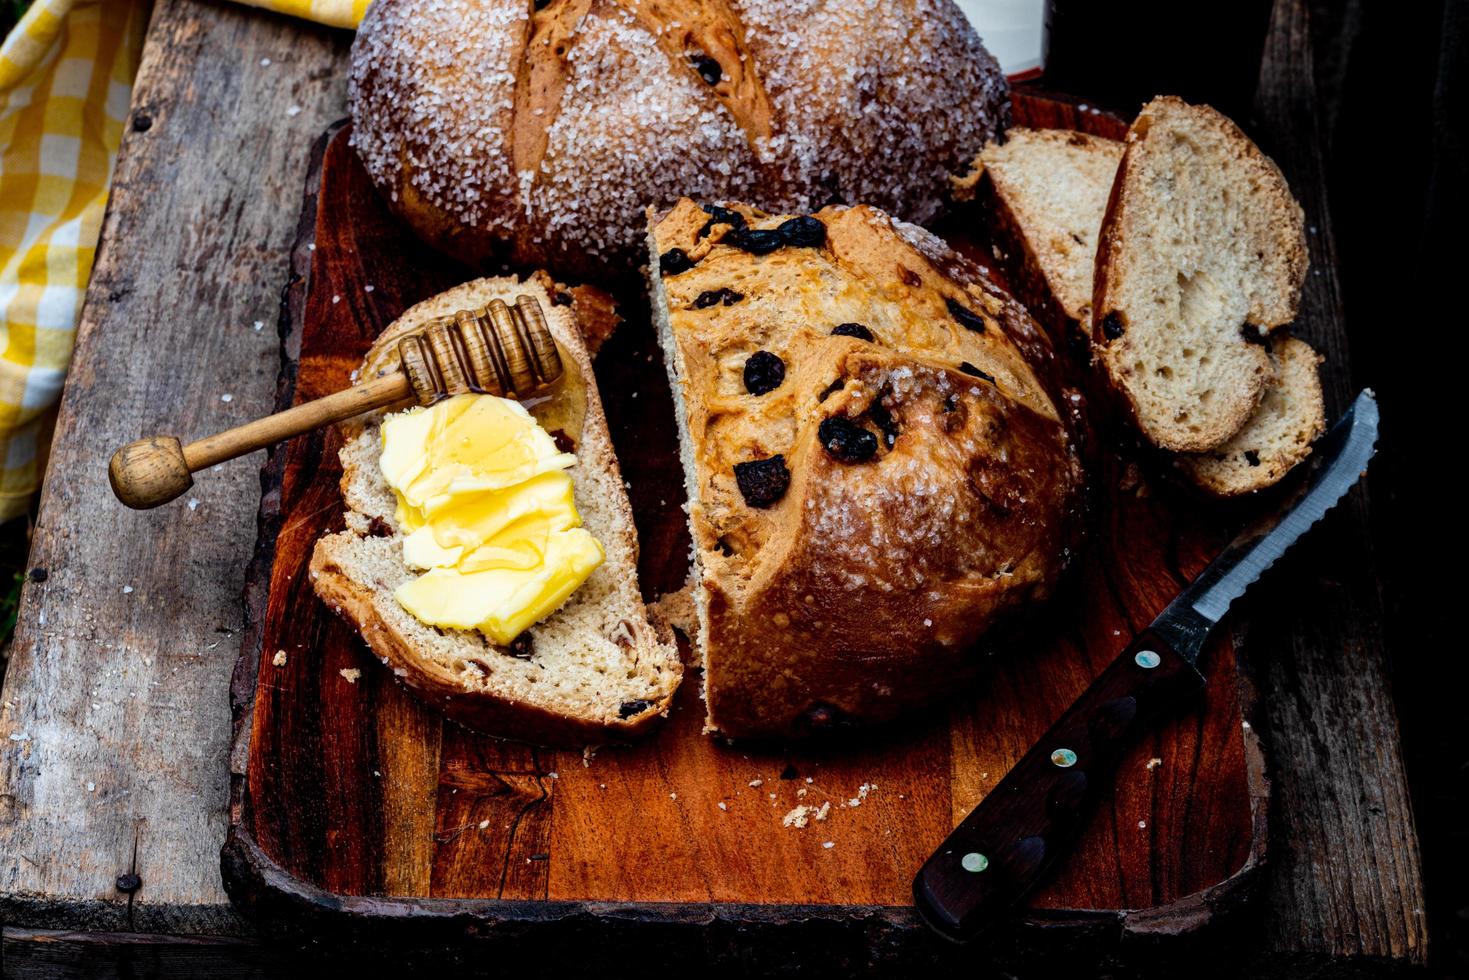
[913,389,1380,942]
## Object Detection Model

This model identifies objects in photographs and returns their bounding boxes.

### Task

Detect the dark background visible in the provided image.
[1046,0,1465,974]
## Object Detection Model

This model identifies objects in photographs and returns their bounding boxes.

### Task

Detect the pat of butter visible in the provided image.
[380,393,603,645]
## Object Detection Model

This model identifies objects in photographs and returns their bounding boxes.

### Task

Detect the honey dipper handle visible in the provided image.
[109,372,411,509]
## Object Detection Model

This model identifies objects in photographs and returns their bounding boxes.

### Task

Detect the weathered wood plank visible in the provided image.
[1245,0,1427,966]
[0,0,350,935]
[1,927,271,979]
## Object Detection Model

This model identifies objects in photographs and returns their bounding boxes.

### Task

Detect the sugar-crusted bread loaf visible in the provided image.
[650,199,1083,738]
[1178,336,1325,495]
[309,274,682,746]
[348,0,1008,284]
[1092,97,1309,453]
[970,123,1325,495]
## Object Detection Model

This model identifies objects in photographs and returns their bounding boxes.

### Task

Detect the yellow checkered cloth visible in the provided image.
[0,0,367,520]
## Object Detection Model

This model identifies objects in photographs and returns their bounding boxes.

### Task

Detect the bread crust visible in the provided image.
[311,537,665,745]
[309,273,681,747]
[1092,97,1308,453]
[348,0,1009,284]
[1178,336,1326,496]
[962,129,1124,359]
[651,200,1084,738]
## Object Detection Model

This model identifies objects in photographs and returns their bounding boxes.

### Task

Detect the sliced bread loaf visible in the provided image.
[649,199,1083,738]
[310,274,682,747]
[971,120,1325,495]
[1178,336,1325,495]
[1092,96,1308,452]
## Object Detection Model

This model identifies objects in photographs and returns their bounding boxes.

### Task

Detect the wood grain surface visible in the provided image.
[0,0,1427,972]
[0,0,351,935]
[225,96,1262,935]
[1246,0,1427,962]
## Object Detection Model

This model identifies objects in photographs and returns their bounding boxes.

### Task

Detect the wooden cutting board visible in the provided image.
[223,93,1266,962]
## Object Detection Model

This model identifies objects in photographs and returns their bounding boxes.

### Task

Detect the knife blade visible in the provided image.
[912,389,1380,943]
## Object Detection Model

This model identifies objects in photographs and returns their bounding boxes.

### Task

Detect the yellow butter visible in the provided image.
[379,393,603,645]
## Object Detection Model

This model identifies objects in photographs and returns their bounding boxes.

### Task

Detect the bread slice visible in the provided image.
[649,199,1082,739]
[309,274,682,747]
[959,128,1125,337]
[1092,96,1308,452]
[971,122,1325,495]
[1178,336,1325,495]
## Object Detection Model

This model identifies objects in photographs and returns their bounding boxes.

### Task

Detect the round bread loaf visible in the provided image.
[650,199,1085,738]
[348,0,1008,282]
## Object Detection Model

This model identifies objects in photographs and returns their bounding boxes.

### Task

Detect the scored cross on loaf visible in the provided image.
[348,0,1008,282]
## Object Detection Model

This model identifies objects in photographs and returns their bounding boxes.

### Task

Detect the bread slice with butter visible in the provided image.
[309,275,682,746]
[968,121,1325,495]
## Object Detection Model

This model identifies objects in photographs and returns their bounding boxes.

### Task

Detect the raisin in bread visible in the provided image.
[309,274,681,746]
[650,199,1083,739]
[969,124,1326,495]
[348,0,1008,284]
[1093,97,1309,453]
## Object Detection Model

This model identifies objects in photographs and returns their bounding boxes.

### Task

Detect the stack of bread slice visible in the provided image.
[967,98,1325,495]
[310,275,682,746]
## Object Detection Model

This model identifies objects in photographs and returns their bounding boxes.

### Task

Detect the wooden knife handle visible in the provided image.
[912,630,1206,942]
[109,372,411,510]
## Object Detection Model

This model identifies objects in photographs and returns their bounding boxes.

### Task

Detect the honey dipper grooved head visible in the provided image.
[396,296,564,404]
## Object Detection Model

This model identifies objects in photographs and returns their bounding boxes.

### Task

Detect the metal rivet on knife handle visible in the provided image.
[912,392,1380,944]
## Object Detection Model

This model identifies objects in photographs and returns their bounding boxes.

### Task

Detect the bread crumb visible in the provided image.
[782,805,814,829]
[648,580,700,642]
[748,778,763,788]
[1138,820,1147,829]
[845,782,874,807]
[478,819,490,829]
[272,650,287,667]
[718,802,728,811]
[339,668,361,683]
[1146,757,1162,771]
[669,792,677,800]
[822,841,835,849]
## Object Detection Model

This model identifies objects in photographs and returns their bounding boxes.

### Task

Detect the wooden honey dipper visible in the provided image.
[110,295,563,510]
